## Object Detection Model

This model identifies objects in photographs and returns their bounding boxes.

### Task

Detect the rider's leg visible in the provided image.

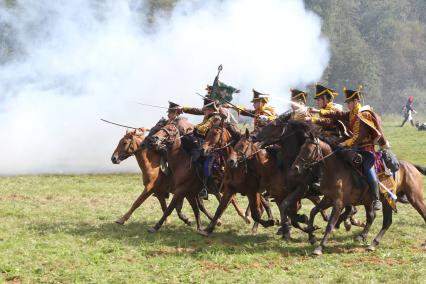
[365,166,382,211]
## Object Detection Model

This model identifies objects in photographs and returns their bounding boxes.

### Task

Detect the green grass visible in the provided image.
[1,119,426,283]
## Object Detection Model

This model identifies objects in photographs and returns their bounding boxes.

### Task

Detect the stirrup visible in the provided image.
[199,187,208,200]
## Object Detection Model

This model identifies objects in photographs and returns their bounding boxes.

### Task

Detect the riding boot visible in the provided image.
[369,180,382,211]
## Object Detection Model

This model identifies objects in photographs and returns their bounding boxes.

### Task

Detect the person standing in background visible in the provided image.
[401,96,416,127]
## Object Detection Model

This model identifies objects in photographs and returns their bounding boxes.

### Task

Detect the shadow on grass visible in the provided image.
[28,219,374,257]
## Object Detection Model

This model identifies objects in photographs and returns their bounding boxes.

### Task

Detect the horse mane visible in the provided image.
[287,120,321,139]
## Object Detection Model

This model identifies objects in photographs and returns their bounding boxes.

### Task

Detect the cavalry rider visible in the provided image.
[306,84,343,136]
[279,89,311,121]
[148,101,182,136]
[311,87,389,211]
[236,89,277,132]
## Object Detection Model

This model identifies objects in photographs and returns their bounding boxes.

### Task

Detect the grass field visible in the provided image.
[1,119,426,283]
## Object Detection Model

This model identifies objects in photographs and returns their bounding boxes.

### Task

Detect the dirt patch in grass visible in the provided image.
[343,256,406,268]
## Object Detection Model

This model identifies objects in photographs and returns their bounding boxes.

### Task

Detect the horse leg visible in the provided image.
[248,192,275,228]
[308,196,329,222]
[199,189,234,236]
[187,195,203,231]
[196,196,217,223]
[252,199,267,234]
[175,197,192,226]
[349,206,365,227]
[261,195,275,222]
[354,205,376,242]
[367,202,393,251]
[148,194,182,233]
[335,206,354,230]
[307,197,333,245]
[312,203,343,256]
[157,196,171,224]
[115,188,153,225]
[280,185,308,220]
[215,192,250,224]
[405,188,426,248]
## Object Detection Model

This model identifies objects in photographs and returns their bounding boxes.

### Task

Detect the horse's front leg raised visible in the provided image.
[248,192,275,228]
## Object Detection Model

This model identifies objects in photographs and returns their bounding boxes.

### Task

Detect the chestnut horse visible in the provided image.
[148,120,248,233]
[291,122,426,255]
[112,128,191,226]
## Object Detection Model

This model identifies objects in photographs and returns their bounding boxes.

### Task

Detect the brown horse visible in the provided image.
[254,119,364,236]
[148,120,248,232]
[291,122,426,255]
[112,128,191,226]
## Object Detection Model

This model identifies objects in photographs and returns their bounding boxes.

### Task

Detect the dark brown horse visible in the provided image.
[253,119,363,238]
[291,122,426,255]
[112,128,191,226]
[227,132,331,238]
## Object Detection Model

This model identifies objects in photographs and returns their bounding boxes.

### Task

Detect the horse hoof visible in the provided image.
[216,219,222,227]
[354,235,365,242]
[185,220,193,226]
[309,236,317,245]
[266,220,275,227]
[115,218,125,225]
[344,223,351,231]
[198,230,210,237]
[244,217,251,225]
[312,247,323,256]
[367,244,376,252]
[147,227,158,233]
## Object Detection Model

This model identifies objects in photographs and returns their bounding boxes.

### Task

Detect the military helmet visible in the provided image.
[290,88,307,104]
[343,86,362,103]
[251,89,270,103]
[314,84,338,100]
[167,101,180,113]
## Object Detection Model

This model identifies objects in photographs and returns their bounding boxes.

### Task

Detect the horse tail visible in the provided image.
[414,164,426,176]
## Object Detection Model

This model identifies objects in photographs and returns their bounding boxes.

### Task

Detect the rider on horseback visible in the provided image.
[311,87,389,211]
[235,89,277,132]
[148,101,182,136]
[308,84,344,136]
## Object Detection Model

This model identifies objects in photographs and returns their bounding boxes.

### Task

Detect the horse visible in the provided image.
[290,121,426,255]
[200,123,275,236]
[253,118,364,238]
[198,120,277,235]
[147,119,248,233]
[111,128,191,226]
[227,131,330,238]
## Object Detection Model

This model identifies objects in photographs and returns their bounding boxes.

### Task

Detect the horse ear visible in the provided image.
[245,128,250,139]
[126,128,130,134]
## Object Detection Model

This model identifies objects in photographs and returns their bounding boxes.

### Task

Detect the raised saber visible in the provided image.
[134,102,169,110]
[100,118,144,130]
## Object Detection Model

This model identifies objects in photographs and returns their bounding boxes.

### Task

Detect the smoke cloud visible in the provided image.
[0,0,329,175]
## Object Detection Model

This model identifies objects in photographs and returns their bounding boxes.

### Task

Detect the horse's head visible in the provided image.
[149,123,180,152]
[201,117,231,156]
[111,128,146,164]
[290,123,322,175]
[253,118,287,148]
[228,129,256,168]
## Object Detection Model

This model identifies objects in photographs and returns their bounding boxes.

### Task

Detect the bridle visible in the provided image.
[293,136,338,171]
[118,132,144,160]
